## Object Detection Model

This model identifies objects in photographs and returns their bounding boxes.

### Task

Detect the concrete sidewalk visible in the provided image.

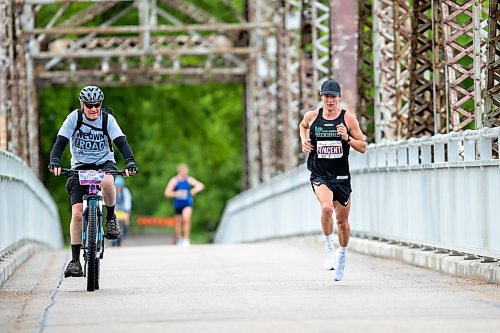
[1,238,500,332]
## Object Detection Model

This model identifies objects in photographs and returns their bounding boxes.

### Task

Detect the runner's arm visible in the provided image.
[299,111,317,153]
[188,177,205,196]
[164,178,177,199]
[345,112,367,153]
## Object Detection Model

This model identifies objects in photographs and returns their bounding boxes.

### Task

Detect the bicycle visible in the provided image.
[61,168,126,292]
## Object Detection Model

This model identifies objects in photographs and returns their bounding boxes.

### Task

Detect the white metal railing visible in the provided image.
[0,150,63,253]
[215,127,500,259]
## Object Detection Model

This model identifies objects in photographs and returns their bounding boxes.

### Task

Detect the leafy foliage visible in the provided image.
[37,0,246,243]
[40,84,244,244]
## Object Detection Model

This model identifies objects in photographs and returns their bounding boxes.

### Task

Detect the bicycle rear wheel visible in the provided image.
[86,205,98,292]
[94,258,100,290]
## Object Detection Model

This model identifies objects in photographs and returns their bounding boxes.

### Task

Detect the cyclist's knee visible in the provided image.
[71,204,83,223]
[71,213,83,224]
[101,175,114,188]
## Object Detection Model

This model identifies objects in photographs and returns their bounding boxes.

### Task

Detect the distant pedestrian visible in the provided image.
[298,79,367,281]
[164,164,204,247]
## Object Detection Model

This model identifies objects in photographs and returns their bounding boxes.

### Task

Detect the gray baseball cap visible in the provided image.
[320,80,341,96]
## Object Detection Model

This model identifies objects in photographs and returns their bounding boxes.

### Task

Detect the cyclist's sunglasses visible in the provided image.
[84,102,101,109]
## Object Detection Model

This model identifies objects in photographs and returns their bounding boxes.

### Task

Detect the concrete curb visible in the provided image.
[0,242,40,288]
[349,237,500,284]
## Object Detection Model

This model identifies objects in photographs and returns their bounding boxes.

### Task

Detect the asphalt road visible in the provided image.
[1,236,499,332]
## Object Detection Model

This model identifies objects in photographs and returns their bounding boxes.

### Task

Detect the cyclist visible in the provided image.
[48,85,138,278]
[164,164,204,246]
[112,175,132,246]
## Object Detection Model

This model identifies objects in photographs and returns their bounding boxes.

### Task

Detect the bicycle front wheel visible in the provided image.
[86,205,98,292]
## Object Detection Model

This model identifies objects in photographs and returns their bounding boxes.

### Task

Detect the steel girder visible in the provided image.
[0,1,39,171]
[394,0,412,139]
[357,0,375,143]
[0,0,12,151]
[373,0,398,141]
[25,0,256,87]
[408,0,435,137]
[373,0,412,142]
[440,0,488,131]
[485,0,500,127]
[330,0,358,114]
[432,0,449,133]
[277,0,302,171]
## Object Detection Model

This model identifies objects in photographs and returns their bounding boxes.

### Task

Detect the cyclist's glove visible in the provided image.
[48,159,61,172]
[125,161,139,174]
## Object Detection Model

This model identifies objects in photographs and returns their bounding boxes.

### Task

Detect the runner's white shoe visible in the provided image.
[182,238,191,247]
[332,252,346,281]
[323,250,336,270]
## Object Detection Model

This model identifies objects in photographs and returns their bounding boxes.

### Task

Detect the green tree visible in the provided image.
[40,84,244,244]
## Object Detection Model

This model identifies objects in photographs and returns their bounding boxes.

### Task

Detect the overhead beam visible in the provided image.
[27,22,276,35]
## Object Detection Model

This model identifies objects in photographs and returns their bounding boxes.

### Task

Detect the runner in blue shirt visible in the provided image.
[164,164,204,246]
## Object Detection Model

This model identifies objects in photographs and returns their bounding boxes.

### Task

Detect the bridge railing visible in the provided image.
[0,150,63,253]
[215,127,500,260]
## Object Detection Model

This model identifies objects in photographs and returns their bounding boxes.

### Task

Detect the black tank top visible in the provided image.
[307,108,351,181]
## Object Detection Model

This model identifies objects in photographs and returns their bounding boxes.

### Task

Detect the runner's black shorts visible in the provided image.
[66,161,119,205]
[174,204,193,215]
[310,174,352,207]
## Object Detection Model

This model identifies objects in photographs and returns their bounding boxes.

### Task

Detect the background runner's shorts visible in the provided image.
[66,161,118,205]
[174,199,193,215]
[310,174,352,207]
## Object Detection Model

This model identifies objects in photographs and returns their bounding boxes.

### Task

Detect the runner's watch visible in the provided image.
[346,136,352,143]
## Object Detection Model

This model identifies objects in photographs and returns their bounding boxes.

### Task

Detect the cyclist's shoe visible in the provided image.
[323,249,336,271]
[105,215,120,240]
[332,251,346,281]
[64,260,83,278]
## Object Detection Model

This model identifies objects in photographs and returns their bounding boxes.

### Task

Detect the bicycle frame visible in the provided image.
[82,183,105,272]
[61,168,126,291]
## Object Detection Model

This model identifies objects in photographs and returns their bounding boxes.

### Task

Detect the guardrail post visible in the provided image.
[447,132,462,162]
[408,138,419,165]
[463,130,476,162]
[434,134,446,163]
[420,137,433,164]
[397,141,408,166]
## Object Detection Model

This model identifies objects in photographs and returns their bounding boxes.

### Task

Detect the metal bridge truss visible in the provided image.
[373,0,499,141]
[1,0,499,186]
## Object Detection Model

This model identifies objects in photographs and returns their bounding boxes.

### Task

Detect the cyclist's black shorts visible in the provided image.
[310,174,352,207]
[66,161,118,205]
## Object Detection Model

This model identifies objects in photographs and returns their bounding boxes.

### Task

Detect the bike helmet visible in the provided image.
[115,175,125,187]
[79,85,104,103]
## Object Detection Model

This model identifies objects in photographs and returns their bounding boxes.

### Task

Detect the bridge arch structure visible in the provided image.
[0,0,499,187]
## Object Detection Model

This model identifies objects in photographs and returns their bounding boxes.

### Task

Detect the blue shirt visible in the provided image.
[173,178,193,208]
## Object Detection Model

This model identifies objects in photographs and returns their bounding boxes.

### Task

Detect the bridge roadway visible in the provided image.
[1,236,499,332]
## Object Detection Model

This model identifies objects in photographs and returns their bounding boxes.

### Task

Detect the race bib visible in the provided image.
[78,170,105,185]
[317,140,343,159]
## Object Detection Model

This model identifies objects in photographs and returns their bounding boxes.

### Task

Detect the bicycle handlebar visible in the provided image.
[60,168,127,177]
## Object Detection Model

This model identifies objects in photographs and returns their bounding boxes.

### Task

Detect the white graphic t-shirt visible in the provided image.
[58,110,124,168]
